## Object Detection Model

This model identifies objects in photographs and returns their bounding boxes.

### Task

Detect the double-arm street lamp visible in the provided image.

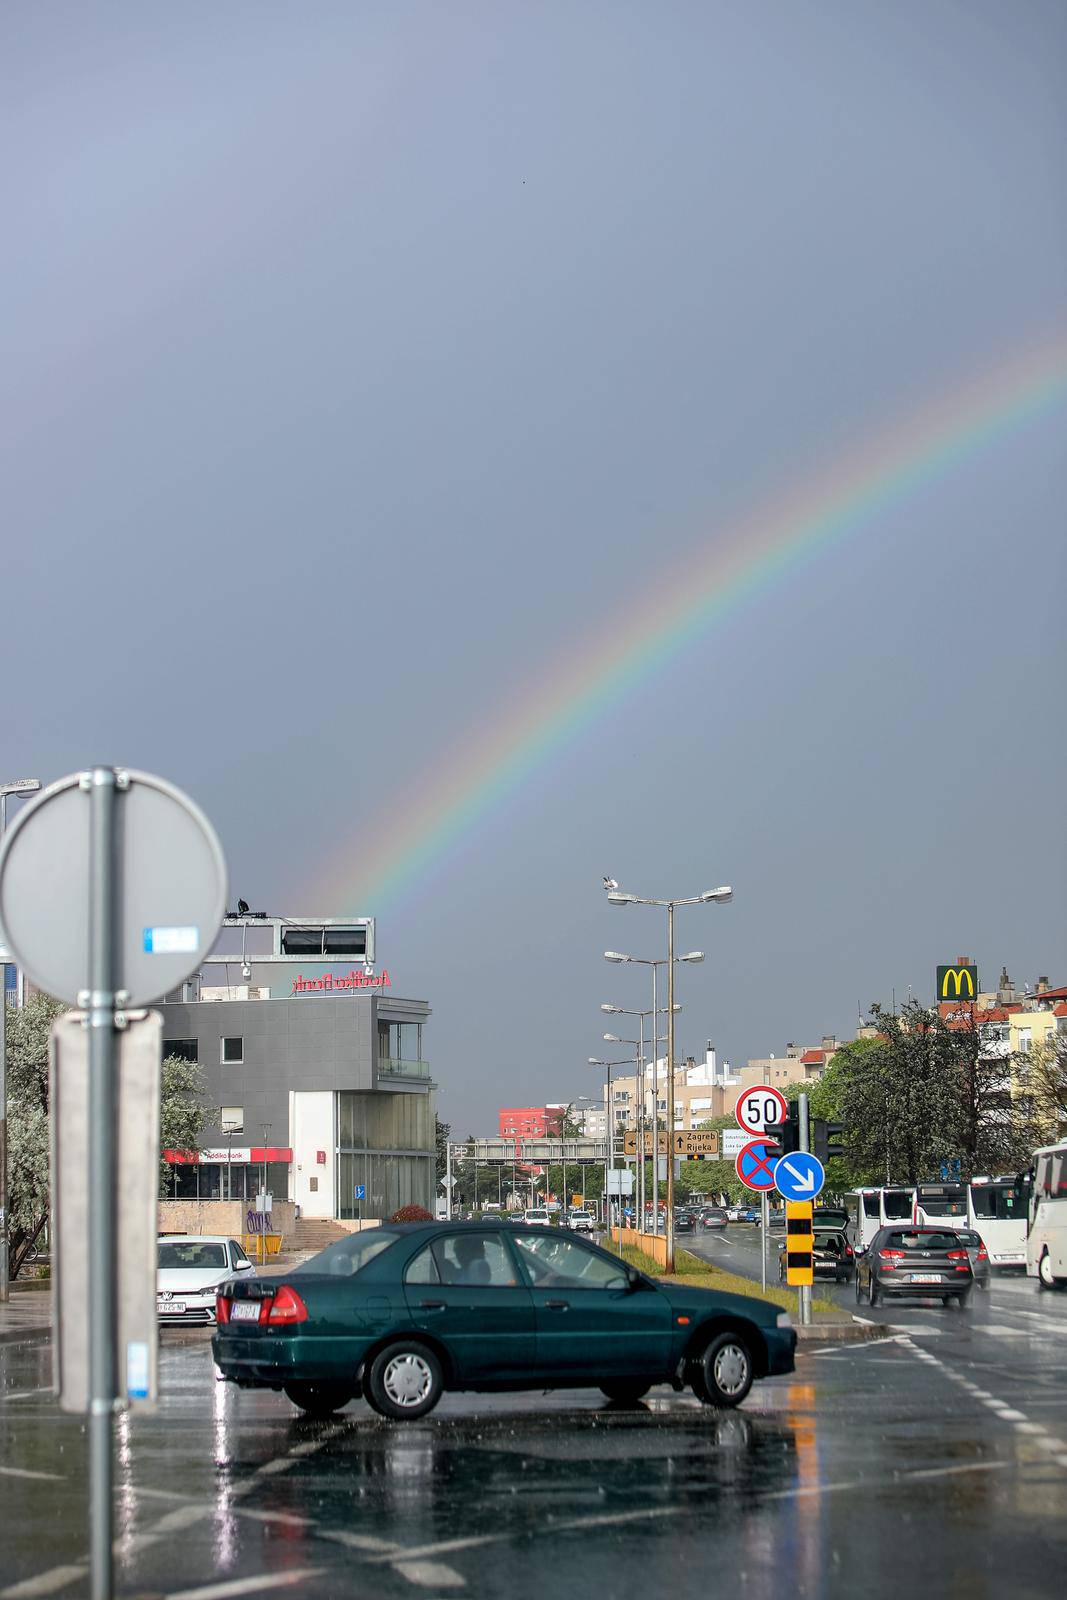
[605,883,733,1271]
[587,1056,632,1225]
[604,949,689,1236]
[601,1017,669,1225]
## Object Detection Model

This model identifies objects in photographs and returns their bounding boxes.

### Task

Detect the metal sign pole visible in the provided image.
[798,1092,812,1328]
[87,768,118,1600]
[761,1192,768,1292]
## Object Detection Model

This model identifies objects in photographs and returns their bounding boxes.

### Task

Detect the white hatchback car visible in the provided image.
[157,1235,255,1324]
[523,1208,552,1227]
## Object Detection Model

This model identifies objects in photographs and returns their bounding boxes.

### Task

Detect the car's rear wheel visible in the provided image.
[869,1280,881,1308]
[854,1274,865,1304]
[283,1381,355,1418]
[600,1380,651,1404]
[692,1331,753,1408]
[366,1341,443,1421]
[1038,1250,1059,1290]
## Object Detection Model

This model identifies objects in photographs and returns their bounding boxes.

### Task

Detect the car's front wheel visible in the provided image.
[366,1341,443,1421]
[283,1381,355,1418]
[692,1331,753,1408]
[1038,1250,1060,1290]
[600,1380,651,1404]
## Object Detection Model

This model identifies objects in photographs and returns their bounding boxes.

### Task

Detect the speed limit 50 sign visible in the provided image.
[735,1084,788,1136]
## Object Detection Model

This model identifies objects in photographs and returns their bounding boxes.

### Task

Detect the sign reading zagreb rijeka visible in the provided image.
[936,963,978,1003]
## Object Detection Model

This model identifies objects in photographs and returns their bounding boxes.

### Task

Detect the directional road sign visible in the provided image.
[673,1129,719,1157]
[774,1151,825,1202]
[735,1085,789,1137]
[736,1138,779,1193]
[354,1185,366,1201]
[721,1128,749,1159]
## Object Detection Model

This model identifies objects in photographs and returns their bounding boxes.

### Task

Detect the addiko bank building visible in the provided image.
[159,914,435,1221]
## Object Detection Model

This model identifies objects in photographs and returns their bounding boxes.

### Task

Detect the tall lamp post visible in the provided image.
[605,952,685,1235]
[0,777,42,1304]
[601,1004,674,1229]
[587,1057,631,1227]
[605,883,732,1272]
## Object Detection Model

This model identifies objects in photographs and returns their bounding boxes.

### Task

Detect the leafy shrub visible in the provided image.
[388,1204,433,1223]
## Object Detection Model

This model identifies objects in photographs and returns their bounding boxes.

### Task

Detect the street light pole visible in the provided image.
[0,777,42,1305]
[605,882,732,1272]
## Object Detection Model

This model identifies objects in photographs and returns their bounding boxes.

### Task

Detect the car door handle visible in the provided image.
[419,1300,446,1312]
[545,1300,569,1311]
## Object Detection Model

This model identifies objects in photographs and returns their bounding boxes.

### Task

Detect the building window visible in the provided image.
[221,1037,243,1064]
[220,1107,244,1133]
[1017,1028,1032,1054]
[163,1039,198,1063]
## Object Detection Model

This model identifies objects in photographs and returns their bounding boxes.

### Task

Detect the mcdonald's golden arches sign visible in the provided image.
[937,963,978,1002]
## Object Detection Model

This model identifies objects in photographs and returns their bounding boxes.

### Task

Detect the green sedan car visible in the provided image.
[212,1222,796,1420]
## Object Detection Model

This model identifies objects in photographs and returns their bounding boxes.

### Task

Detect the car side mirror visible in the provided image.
[234,1259,253,1272]
[855,1246,866,1257]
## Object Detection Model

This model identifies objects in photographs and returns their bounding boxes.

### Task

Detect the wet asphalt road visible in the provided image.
[1,1256,1065,1599]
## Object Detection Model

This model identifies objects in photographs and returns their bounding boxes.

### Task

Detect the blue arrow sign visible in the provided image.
[354,1184,366,1201]
[774,1151,825,1201]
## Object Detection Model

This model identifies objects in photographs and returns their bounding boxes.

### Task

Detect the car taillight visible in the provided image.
[266,1285,308,1325]
[215,1294,231,1324]
[878,1249,906,1268]
[947,1249,970,1272]
[845,1245,854,1257]
[976,1245,988,1261]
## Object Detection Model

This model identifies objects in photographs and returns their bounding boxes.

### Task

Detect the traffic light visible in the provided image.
[764,1101,800,1158]
[813,1119,844,1163]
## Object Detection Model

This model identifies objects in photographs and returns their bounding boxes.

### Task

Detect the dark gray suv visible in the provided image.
[855,1226,973,1307]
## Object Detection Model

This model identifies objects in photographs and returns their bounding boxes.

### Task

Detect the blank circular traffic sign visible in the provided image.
[0,769,227,1007]
[735,1084,788,1135]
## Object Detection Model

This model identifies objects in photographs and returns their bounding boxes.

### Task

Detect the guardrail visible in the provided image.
[611,1225,669,1268]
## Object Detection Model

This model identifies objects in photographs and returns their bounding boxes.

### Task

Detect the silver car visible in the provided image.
[157,1235,255,1324]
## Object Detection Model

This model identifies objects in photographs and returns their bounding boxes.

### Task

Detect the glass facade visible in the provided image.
[337,1089,435,1220]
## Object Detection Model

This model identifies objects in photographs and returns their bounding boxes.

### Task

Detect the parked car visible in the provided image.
[158,1235,255,1325]
[212,1221,796,1419]
[778,1227,854,1283]
[567,1211,597,1234]
[699,1208,729,1231]
[855,1227,973,1307]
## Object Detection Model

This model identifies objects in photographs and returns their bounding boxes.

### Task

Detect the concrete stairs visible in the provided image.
[292,1217,348,1253]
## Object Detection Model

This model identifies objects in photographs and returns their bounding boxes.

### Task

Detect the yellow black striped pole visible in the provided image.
[785,1200,814,1287]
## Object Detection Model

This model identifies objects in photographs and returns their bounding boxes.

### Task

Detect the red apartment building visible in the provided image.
[498,1104,564,1152]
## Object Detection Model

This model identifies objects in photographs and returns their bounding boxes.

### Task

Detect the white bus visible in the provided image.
[1027,1140,1067,1289]
[913,1178,1029,1268]
[845,1186,915,1250]
[967,1176,1029,1269]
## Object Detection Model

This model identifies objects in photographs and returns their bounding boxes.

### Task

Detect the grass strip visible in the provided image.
[607,1238,836,1315]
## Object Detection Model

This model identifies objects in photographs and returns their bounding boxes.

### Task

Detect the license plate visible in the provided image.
[909,1273,941,1283]
[158,1299,185,1314]
[230,1301,261,1322]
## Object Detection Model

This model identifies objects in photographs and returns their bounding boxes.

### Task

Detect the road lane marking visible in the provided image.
[166,1572,326,1599]
[393,1560,467,1589]
[0,1568,87,1599]
[2,1389,49,1401]
[318,1531,403,1554]
[0,1466,65,1482]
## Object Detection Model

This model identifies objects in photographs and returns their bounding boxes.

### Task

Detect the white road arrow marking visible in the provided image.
[779,1160,815,1193]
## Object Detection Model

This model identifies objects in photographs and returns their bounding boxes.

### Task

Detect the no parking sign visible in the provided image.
[735,1138,779,1193]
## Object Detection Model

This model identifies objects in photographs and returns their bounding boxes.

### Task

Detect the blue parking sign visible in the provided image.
[354,1184,366,1201]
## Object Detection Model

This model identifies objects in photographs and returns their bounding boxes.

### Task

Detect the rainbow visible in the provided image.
[309,337,1067,913]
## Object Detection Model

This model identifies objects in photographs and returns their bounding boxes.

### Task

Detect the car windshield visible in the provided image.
[158,1242,227,1271]
[303,1229,401,1277]
[526,1210,548,1219]
[883,1231,960,1252]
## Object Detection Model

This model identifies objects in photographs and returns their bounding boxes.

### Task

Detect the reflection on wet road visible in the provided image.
[1,1268,1066,1598]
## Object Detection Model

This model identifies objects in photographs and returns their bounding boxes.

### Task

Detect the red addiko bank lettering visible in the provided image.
[291,968,391,995]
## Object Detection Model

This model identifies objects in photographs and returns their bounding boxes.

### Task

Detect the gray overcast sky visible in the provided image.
[4,2,1065,1133]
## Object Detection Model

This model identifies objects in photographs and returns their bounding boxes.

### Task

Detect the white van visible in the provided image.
[523,1207,552,1227]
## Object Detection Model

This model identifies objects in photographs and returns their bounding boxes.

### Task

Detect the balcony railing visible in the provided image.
[377,1057,431,1080]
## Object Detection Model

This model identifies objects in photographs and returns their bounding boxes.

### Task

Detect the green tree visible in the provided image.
[1023,1031,1067,1144]
[4,993,65,1266]
[158,1054,213,1196]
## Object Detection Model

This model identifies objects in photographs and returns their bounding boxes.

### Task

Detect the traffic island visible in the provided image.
[795,1312,895,1342]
